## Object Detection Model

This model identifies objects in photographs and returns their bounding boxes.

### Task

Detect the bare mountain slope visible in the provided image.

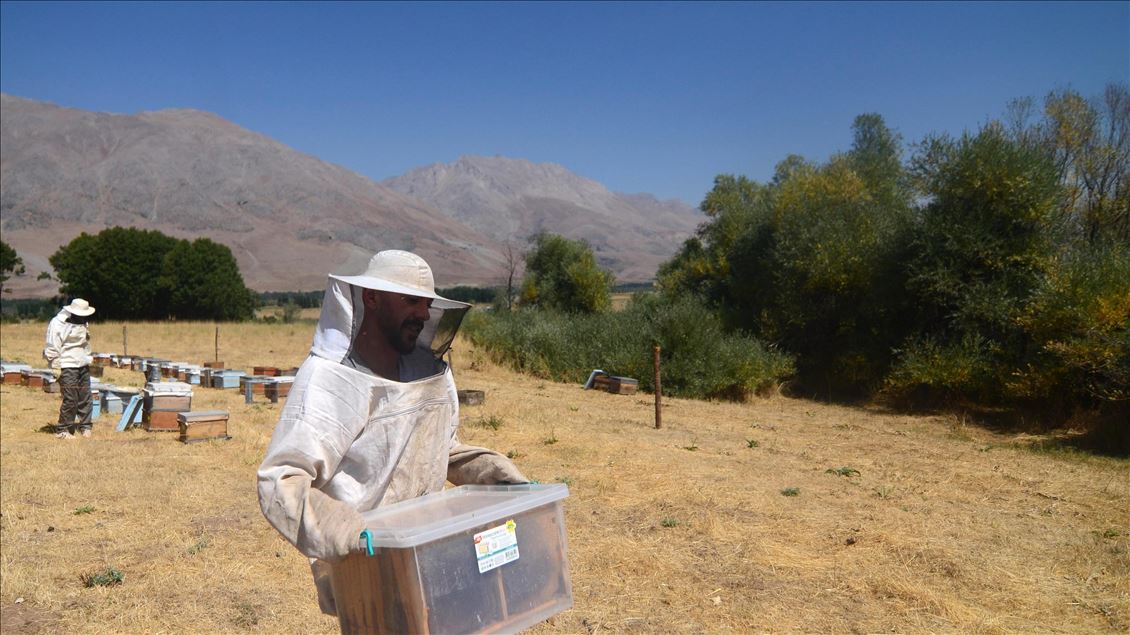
[2,96,699,297]
[0,94,506,295]
[382,155,702,282]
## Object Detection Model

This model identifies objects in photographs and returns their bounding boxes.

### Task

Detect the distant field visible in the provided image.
[1,320,1128,634]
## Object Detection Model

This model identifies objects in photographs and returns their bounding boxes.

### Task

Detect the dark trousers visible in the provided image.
[57,366,92,432]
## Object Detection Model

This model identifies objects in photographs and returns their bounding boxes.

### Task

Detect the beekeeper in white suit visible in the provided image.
[258,250,528,615]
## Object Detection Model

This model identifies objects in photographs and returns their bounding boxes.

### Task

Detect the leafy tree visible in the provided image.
[158,238,257,321]
[895,123,1061,401]
[1006,83,1130,245]
[661,114,913,395]
[658,173,775,306]
[519,233,613,313]
[1013,242,1130,407]
[49,227,256,321]
[0,240,26,295]
[50,228,180,320]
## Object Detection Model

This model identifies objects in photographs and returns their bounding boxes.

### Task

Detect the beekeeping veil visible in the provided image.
[311,250,470,373]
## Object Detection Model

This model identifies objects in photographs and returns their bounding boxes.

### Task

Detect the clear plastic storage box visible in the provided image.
[330,484,572,635]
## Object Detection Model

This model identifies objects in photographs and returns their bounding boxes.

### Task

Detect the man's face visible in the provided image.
[367,290,432,354]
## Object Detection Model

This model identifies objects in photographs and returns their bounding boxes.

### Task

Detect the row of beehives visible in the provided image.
[91,352,298,401]
[88,378,232,444]
[1,362,59,391]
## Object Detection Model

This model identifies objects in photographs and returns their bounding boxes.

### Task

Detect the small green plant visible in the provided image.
[555,475,573,486]
[543,430,559,445]
[746,439,759,448]
[506,450,526,460]
[875,485,894,499]
[683,438,699,451]
[781,487,800,497]
[73,506,95,515]
[82,567,124,588]
[473,415,504,430]
[660,517,679,528]
[187,537,211,555]
[1097,528,1121,539]
[568,405,579,412]
[826,466,861,477]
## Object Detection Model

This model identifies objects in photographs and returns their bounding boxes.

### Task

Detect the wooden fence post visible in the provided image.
[123,325,128,357]
[653,345,662,430]
[215,326,220,362]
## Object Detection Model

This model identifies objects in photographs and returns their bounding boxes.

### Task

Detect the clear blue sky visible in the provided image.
[2,1,1127,205]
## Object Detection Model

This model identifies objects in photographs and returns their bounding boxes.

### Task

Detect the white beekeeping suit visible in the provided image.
[257,250,527,615]
[43,306,93,369]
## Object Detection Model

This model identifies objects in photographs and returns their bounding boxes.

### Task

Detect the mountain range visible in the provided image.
[0,94,701,297]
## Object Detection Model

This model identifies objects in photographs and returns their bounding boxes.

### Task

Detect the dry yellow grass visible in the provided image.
[1,319,1128,634]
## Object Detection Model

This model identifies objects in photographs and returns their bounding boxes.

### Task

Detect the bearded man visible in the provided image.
[257,250,527,615]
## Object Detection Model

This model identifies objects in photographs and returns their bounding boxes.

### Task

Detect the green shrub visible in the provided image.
[885,333,995,405]
[463,294,794,401]
[1013,242,1130,407]
[82,567,124,588]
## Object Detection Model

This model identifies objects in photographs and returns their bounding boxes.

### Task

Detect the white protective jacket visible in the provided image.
[257,274,526,611]
[43,310,92,369]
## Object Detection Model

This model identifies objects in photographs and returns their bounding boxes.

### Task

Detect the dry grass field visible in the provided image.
[1,319,1128,634]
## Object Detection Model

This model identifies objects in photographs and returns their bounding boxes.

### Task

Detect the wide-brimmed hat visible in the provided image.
[63,298,96,317]
[329,250,469,310]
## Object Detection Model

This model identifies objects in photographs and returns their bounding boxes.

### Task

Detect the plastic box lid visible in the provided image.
[144,381,193,395]
[361,484,569,548]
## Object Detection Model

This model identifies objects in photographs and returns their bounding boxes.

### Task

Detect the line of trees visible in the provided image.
[47,227,258,320]
[657,84,1128,436]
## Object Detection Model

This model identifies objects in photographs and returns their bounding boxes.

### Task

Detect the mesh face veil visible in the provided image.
[309,251,470,375]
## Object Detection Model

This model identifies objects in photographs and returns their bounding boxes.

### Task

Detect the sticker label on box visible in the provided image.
[474,519,519,573]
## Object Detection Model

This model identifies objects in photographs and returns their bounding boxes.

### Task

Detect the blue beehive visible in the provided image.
[213,370,244,389]
[185,366,202,385]
[103,393,122,414]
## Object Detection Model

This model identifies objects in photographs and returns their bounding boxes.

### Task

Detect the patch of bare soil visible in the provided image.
[0,601,62,634]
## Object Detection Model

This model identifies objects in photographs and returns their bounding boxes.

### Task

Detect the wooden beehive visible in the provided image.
[253,366,281,377]
[145,393,192,412]
[458,389,485,406]
[22,371,45,388]
[144,410,181,431]
[204,361,225,370]
[592,375,639,395]
[2,370,23,385]
[177,410,231,443]
[93,353,113,366]
[264,380,292,401]
[143,383,193,432]
[240,376,270,395]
